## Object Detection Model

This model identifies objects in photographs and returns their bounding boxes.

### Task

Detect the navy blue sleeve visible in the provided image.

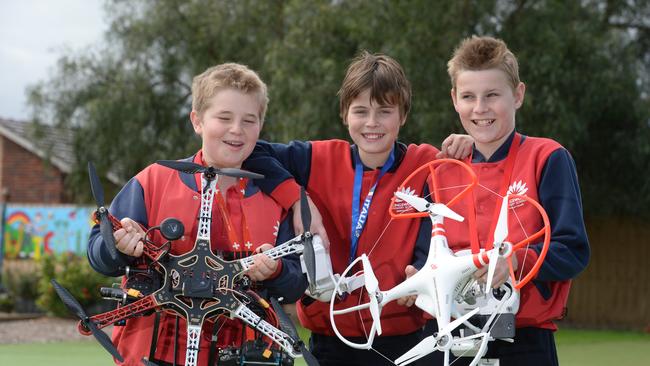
[533,149,590,281]
[411,183,433,270]
[87,177,148,277]
[242,140,313,192]
[411,217,432,270]
[264,211,308,303]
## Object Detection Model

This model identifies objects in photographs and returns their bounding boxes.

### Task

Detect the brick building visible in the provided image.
[0,118,76,203]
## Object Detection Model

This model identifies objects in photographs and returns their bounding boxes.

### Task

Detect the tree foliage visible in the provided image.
[28,0,650,216]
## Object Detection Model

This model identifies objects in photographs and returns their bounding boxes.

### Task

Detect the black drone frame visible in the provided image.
[52,161,318,366]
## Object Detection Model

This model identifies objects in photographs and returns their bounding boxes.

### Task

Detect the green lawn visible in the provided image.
[555,329,650,366]
[0,328,647,365]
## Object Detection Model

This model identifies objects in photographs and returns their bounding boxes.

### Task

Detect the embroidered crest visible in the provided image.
[507,180,528,209]
[273,220,279,238]
[393,186,418,213]
[507,180,528,196]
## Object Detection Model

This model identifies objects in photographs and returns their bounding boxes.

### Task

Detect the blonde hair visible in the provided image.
[191,63,268,123]
[447,36,520,90]
[338,50,411,122]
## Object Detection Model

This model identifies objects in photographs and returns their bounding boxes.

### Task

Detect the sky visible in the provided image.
[0,0,107,121]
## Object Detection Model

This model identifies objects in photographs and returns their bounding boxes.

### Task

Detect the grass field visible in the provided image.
[0,328,647,365]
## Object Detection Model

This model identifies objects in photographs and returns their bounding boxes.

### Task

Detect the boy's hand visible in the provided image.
[397,265,418,307]
[246,243,278,281]
[114,217,145,257]
[473,255,518,289]
[437,133,474,160]
[291,195,330,250]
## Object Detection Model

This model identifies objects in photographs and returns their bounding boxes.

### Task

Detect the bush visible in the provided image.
[1,260,41,313]
[0,291,15,312]
[37,253,117,317]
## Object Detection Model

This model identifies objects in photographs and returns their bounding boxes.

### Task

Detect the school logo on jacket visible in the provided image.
[507,180,528,209]
[393,186,418,213]
[273,221,279,238]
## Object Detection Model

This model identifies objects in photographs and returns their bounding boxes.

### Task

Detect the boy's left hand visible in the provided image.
[397,265,418,307]
[246,243,279,281]
[473,255,518,289]
[437,133,474,159]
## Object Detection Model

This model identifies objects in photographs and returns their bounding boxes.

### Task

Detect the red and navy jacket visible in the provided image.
[439,131,590,330]
[87,151,306,366]
[245,139,439,337]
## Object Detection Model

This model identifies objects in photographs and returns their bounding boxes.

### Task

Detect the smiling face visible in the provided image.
[451,68,525,159]
[345,88,405,169]
[190,88,261,168]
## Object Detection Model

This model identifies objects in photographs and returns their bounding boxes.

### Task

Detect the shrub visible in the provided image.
[1,260,41,313]
[0,291,14,312]
[37,253,117,317]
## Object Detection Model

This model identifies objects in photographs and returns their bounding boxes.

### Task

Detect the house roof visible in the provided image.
[0,117,122,185]
[0,117,74,174]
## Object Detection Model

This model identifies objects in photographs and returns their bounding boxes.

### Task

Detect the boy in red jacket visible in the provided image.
[440,36,590,365]
[243,51,473,365]
[88,63,306,366]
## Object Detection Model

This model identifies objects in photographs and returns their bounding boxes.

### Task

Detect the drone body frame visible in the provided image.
[55,161,319,366]
[329,159,551,366]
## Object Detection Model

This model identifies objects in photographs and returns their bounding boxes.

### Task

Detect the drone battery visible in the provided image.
[216,336,293,365]
[474,313,515,339]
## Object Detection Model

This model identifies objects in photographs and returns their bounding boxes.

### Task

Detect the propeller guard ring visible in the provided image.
[503,194,551,290]
[329,254,379,350]
[390,159,477,220]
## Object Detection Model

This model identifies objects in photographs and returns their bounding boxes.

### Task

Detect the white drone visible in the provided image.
[328,159,550,366]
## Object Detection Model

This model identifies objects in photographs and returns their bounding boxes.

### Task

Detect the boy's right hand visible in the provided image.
[437,133,474,159]
[113,217,145,257]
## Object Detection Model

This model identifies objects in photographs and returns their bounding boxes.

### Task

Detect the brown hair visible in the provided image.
[447,36,520,90]
[338,51,411,122]
[191,63,268,123]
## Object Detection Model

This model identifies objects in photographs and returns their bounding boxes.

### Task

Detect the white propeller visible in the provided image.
[395,308,480,366]
[394,191,464,222]
[485,195,509,290]
[361,254,382,336]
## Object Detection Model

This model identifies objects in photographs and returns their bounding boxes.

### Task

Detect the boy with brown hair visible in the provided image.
[243,51,472,365]
[440,36,590,365]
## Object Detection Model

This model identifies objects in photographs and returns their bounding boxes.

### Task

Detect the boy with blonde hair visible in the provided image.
[88,63,306,366]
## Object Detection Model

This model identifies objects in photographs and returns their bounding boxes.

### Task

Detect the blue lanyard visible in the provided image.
[349,146,396,264]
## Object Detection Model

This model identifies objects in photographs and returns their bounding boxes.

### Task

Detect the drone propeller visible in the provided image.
[485,196,509,290]
[270,298,319,366]
[88,162,119,262]
[360,254,382,336]
[394,192,464,222]
[299,187,317,291]
[394,308,480,366]
[156,160,264,180]
[51,279,124,362]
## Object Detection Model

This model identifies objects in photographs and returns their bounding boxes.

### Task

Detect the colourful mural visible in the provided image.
[2,205,96,260]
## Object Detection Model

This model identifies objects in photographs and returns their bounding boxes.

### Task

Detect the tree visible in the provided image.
[29,0,650,216]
